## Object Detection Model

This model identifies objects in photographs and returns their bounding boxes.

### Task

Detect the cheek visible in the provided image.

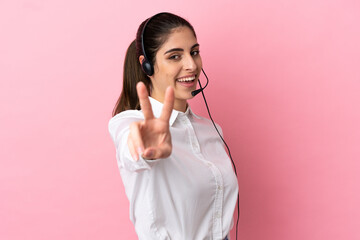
[162,64,180,78]
[154,60,182,85]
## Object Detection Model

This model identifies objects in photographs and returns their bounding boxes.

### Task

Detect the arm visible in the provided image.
[108,82,174,172]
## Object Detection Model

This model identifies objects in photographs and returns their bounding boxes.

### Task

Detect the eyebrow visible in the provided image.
[164,43,200,55]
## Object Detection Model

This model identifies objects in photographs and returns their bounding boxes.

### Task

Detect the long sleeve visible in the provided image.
[108,110,161,172]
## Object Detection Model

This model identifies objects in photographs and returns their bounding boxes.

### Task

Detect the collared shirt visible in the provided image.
[108,97,238,240]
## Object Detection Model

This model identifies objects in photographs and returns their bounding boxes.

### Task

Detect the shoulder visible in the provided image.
[108,110,144,135]
[109,110,143,124]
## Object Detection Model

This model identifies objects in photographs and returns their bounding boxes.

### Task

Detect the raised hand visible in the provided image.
[127,82,175,161]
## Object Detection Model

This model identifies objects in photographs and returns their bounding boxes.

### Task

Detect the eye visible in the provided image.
[191,50,200,56]
[169,54,180,60]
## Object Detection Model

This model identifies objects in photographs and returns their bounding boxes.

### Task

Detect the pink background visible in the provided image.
[1,0,359,239]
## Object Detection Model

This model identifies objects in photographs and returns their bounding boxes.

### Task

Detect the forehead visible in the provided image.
[158,27,198,53]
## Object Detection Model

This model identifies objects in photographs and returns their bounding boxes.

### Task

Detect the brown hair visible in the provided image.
[111,12,196,117]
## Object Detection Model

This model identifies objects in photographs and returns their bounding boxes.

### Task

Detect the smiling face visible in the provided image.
[147,26,202,112]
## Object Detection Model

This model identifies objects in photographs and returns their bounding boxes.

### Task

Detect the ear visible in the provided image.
[139,55,145,65]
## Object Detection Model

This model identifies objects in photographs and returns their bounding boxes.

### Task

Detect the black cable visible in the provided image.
[198,75,240,240]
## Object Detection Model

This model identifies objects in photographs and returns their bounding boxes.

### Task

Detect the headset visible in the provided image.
[140,12,240,240]
[140,13,157,76]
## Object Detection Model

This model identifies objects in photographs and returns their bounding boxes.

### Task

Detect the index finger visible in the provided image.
[159,86,174,122]
[137,82,154,120]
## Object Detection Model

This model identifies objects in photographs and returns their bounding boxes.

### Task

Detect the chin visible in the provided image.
[175,91,195,101]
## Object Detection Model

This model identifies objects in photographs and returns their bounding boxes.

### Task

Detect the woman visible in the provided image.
[108,12,238,240]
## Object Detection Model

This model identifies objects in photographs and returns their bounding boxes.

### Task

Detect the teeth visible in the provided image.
[177,76,195,82]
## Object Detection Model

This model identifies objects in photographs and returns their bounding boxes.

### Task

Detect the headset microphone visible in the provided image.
[191,68,209,97]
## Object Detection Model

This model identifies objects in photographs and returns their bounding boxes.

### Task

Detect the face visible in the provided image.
[148,26,202,112]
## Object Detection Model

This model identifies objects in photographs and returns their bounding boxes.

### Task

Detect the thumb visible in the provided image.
[142,148,156,160]
[143,145,171,160]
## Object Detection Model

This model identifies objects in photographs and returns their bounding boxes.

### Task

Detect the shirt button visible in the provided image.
[217,185,223,190]
[215,212,221,218]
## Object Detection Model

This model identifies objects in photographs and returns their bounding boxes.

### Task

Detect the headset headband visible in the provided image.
[140,12,167,76]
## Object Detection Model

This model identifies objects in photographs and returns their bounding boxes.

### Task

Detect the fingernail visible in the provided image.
[132,153,138,161]
[146,149,154,158]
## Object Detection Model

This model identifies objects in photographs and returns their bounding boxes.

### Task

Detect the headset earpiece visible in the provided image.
[141,57,154,76]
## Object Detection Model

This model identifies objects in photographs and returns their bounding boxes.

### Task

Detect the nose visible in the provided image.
[183,54,198,71]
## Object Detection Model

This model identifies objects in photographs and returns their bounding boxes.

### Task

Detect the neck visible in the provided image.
[173,99,187,112]
[150,93,187,113]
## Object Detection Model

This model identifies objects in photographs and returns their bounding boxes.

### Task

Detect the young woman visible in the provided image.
[108,12,238,240]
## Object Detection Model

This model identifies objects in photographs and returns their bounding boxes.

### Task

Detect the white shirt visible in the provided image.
[108,97,238,240]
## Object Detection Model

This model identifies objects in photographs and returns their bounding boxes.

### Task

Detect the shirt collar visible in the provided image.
[148,96,195,126]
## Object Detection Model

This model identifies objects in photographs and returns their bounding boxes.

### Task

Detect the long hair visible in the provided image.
[111,12,196,117]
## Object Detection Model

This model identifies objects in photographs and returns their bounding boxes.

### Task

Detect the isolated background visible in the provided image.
[1,0,359,239]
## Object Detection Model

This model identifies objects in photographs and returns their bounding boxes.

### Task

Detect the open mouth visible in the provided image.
[176,75,196,83]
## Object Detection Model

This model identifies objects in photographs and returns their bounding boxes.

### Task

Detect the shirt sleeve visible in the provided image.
[118,129,162,171]
[108,111,162,172]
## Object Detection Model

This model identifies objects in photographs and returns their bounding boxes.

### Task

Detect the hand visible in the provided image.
[127,82,175,161]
